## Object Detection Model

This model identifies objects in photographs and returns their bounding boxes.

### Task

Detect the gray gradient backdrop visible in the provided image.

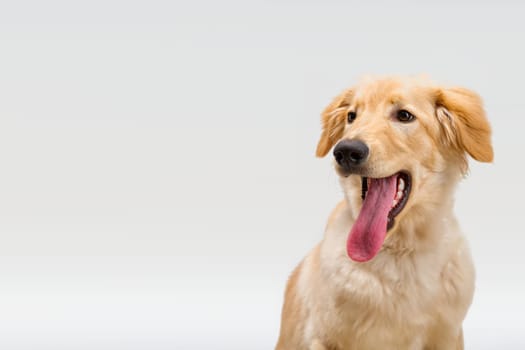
[0,1,523,349]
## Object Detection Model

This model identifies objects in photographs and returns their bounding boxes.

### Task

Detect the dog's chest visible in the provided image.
[316,251,443,349]
[325,286,431,350]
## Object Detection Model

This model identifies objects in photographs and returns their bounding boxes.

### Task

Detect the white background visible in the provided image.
[0,1,524,349]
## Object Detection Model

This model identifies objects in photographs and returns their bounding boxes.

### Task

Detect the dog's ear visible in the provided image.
[435,87,493,164]
[316,89,352,157]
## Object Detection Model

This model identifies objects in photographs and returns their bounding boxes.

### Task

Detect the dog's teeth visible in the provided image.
[398,179,405,191]
[396,190,403,199]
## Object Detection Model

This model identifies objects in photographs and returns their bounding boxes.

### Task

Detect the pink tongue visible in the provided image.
[347,175,398,262]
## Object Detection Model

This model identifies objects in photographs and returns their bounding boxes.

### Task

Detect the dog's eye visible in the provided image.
[347,111,357,123]
[396,110,415,123]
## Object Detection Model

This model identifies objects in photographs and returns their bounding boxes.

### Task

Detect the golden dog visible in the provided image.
[275,76,493,350]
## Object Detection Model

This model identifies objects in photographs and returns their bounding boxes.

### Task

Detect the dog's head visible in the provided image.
[316,76,493,262]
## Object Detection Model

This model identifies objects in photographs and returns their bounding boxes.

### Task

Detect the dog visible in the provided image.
[275,76,493,350]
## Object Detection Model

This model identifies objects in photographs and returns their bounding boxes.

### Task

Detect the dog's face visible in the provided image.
[316,77,493,262]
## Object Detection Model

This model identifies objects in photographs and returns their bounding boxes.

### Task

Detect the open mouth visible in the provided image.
[346,171,412,262]
[361,172,411,230]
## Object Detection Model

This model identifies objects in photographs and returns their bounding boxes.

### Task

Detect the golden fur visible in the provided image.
[276,76,493,350]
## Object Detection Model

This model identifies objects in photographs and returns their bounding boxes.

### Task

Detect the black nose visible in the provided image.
[333,139,369,168]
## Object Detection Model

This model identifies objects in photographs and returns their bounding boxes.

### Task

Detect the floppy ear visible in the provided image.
[315,89,352,157]
[435,87,493,163]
